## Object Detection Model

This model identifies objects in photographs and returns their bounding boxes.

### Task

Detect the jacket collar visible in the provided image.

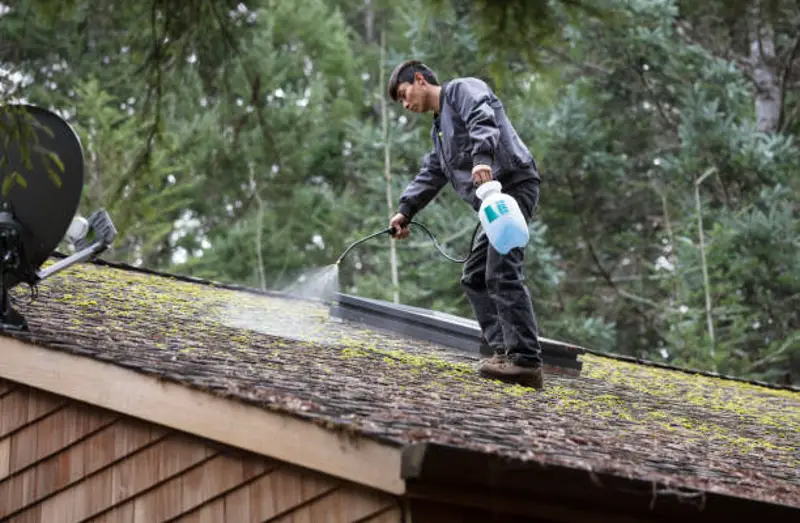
[433,81,447,131]
[434,81,447,117]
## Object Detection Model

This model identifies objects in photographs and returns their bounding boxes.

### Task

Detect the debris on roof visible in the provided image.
[5,259,799,508]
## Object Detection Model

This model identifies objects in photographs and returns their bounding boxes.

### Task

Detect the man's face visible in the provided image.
[396,73,427,113]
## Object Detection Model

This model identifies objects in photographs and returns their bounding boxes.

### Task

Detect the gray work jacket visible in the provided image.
[398,77,540,219]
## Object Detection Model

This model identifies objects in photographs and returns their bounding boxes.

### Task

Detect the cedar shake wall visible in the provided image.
[0,378,401,523]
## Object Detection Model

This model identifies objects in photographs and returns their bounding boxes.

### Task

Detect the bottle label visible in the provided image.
[484,200,509,223]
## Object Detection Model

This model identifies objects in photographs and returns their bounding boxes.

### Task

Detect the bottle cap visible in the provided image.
[476,180,502,200]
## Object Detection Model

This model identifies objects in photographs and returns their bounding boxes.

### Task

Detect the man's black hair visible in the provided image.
[387,60,440,102]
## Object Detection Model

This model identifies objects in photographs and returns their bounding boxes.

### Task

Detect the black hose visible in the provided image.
[335,227,394,266]
[405,220,480,263]
[335,220,481,266]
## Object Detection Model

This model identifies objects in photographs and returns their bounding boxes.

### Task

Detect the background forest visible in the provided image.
[1,0,798,384]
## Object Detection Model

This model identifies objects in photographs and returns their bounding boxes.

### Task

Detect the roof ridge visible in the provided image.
[48,251,310,302]
[49,252,799,393]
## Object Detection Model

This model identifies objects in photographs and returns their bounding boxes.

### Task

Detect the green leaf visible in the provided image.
[2,171,26,197]
[2,175,13,198]
[47,168,63,188]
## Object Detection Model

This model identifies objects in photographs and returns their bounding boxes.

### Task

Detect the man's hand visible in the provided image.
[472,164,493,186]
[389,213,410,239]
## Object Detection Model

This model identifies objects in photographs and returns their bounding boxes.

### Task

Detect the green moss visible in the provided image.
[341,346,371,359]
[582,354,799,432]
[20,261,799,467]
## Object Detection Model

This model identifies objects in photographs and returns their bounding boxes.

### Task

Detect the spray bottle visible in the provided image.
[475,181,529,254]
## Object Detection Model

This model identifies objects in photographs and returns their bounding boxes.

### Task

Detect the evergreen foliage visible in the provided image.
[1,0,797,384]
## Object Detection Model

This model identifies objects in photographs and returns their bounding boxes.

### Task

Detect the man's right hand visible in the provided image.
[389,213,410,239]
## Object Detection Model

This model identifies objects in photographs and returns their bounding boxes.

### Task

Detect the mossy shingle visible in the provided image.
[7,260,800,508]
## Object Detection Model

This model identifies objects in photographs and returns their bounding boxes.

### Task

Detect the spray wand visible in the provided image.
[335,220,481,266]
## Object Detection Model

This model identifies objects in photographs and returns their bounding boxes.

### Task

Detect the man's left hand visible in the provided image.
[472,164,493,186]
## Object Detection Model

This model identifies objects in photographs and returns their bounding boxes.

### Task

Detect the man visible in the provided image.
[386,59,545,389]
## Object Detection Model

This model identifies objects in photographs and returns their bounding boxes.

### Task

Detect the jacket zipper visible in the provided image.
[434,124,456,182]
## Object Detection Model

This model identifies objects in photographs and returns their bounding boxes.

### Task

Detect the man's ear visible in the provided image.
[414,71,426,85]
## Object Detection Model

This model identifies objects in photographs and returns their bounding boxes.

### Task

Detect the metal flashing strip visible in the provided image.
[330,293,585,374]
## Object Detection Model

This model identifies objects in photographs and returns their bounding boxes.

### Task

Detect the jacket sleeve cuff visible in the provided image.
[397,204,415,221]
[473,153,493,168]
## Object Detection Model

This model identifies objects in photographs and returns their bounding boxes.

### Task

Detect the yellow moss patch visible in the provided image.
[582,354,799,432]
[20,261,799,465]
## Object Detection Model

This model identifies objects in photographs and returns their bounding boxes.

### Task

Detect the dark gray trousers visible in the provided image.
[460,180,543,367]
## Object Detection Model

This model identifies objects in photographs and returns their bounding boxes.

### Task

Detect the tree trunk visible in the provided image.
[380,29,400,304]
[364,0,374,44]
[249,164,267,291]
[748,2,781,133]
[694,168,717,371]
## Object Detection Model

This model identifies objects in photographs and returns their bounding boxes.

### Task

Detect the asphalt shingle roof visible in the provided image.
[6,260,800,508]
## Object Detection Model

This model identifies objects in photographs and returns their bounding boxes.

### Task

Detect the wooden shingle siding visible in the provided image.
[0,378,400,523]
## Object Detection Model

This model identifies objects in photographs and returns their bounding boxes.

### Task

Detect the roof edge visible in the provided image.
[401,442,799,521]
[0,335,407,495]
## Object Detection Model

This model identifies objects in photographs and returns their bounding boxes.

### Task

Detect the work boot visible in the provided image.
[478,358,544,390]
[477,352,506,370]
[478,337,496,358]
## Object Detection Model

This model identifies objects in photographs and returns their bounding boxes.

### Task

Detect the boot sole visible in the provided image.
[477,369,543,390]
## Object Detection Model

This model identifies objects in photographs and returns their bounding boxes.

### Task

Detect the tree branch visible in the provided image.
[563,169,669,344]
[674,19,757,85]
[208,1,284,172]
[780,101,800,131]
[746,333,799,372]
[636,68,680,135]
[110,1,165,207]
[541,45,611,77]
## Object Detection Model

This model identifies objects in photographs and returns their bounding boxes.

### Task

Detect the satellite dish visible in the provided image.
[0,103,118,331]
[0,104,85,279]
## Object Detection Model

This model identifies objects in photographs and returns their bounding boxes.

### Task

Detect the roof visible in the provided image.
[4,258,800,510]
